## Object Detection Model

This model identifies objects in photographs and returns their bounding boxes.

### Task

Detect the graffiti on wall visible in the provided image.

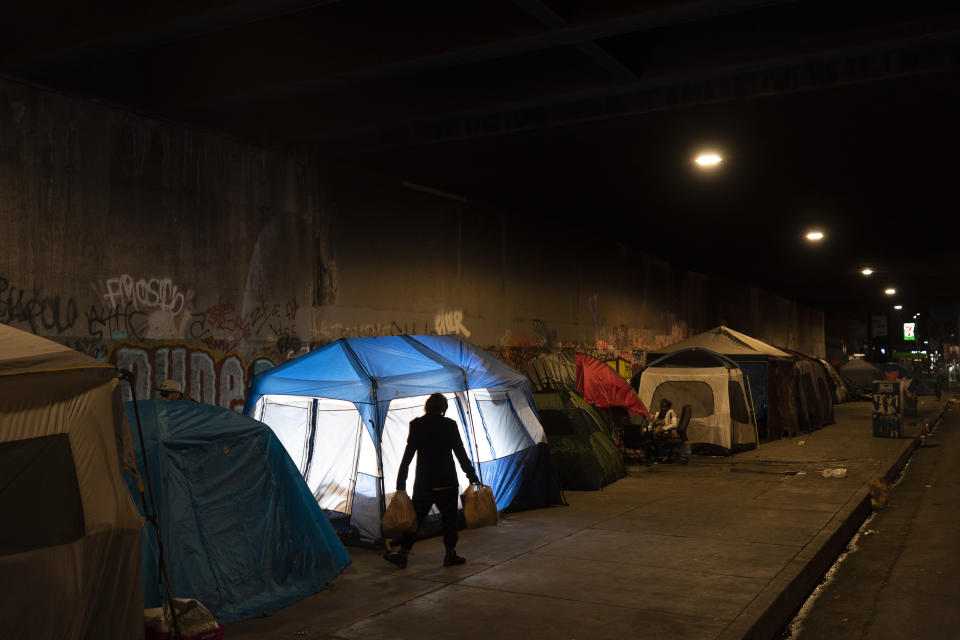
[95,274,196,340]
[111,342,278,411]
[0,275,79,335]
[319,309,472,342]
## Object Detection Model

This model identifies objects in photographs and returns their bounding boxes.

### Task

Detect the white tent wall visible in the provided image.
[253,385,547,541]
[638,366,753,451]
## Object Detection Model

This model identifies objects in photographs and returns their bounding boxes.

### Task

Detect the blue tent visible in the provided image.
[125,400,351,622]
[245,335,563,542]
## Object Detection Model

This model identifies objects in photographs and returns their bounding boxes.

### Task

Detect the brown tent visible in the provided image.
[0,324,144,639]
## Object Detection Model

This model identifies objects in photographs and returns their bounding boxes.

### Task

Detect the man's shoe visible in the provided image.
[443,551,466,567]
[383,551,408,569]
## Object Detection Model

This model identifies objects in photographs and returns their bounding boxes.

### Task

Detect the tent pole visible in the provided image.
[743,372,761,448]
[119,370,182,640]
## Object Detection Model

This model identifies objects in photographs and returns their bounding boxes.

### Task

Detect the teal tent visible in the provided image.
[125,400,350,622]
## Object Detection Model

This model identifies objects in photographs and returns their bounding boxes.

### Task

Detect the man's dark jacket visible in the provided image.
[397,413,479,493]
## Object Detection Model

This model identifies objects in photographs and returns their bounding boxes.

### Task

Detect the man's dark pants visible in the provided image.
[399,487,459,551]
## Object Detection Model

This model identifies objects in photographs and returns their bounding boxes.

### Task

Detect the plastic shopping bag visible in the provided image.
[461,484,499,529]
[381,490,418,537]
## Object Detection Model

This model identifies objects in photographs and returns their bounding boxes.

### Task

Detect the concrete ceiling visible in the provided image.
[3,0,960,314]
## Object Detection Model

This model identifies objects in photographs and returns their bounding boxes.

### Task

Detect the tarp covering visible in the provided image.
[575,354,650,418]
[637,364,756,453]
[838,359,883,396]
[524,352,649,418]
[125,400,350,622]
[533,391,626,490]
[525,352,578,393]
[819,359,851,403]
[0,323,143,640]
[247,335,563,542]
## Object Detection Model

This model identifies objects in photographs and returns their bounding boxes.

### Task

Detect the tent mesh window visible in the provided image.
[0,434,85,555]
[728,381,750,424]
[652,381,715,418]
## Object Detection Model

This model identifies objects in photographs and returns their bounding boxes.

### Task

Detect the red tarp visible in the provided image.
[575,354,650,418]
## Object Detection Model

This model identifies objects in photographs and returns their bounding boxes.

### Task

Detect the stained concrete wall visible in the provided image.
[0,76,824,409]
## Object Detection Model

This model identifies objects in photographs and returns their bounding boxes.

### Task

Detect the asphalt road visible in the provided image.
[789,400,960,640]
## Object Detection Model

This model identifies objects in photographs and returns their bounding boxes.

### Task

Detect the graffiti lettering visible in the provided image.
[0,276,79,335]
[434,310,471,338]
[100,275,193,315]
[111,342,278,412]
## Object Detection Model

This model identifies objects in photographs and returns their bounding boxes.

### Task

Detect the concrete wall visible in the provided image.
[0,77,825,409]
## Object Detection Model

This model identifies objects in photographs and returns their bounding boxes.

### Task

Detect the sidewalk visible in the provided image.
[230,396,948,640]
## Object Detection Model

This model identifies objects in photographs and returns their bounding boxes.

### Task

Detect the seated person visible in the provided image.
[652,399,678,438]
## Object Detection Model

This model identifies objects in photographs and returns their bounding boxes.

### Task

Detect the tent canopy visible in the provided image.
[648,326,791,360]
[247,335,562,542]
[246,334,534,444]
[125,400,350,622]
[0,324,143,640]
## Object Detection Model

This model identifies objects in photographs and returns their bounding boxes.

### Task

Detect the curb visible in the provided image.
[719,429,926,640]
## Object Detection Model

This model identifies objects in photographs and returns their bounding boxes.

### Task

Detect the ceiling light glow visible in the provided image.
[805,230,824,241]
[860,267,874,276]
[884,288,896,295]
[894,305,902,310]
[694,153,722,167]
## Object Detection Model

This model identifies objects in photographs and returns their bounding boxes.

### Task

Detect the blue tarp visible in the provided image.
[124,400,351,622]
[245,335,563,541]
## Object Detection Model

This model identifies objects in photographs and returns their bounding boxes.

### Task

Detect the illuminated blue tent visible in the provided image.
[245,335,562,542]
[125,400,350,622]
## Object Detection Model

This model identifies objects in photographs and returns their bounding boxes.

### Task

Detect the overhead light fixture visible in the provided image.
[860,267,874,276]
[894,305,903,310]
[884,288,896,295]
[694,152,722,167]
[805,230,825,241]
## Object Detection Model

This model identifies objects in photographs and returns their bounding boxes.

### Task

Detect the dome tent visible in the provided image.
[0,323,143,640]
[838,358,883,398]
[646,326,798,440]
[245,335,563,542]
[125,400,350,622]
[533,390,626,490]
[638,348,758,454]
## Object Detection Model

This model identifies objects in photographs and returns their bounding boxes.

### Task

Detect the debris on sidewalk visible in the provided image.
[798,440,806,446]
[868,478,889,509]
[821,468,847,479]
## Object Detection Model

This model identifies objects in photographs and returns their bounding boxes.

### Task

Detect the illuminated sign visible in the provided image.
[903,323,916,341]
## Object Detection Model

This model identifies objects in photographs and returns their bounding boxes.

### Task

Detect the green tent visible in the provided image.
[534,391,626,490]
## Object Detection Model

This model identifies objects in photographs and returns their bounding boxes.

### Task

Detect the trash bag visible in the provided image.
[461,484,499,529]
[144,598,224,640]
[381,490,418,537]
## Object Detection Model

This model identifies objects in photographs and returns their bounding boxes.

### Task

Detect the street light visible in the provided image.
[694,152,722,167]
[894,305,903,310]
[805,230,825,241]
[884,288,896,295]
[860,267,874,276]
